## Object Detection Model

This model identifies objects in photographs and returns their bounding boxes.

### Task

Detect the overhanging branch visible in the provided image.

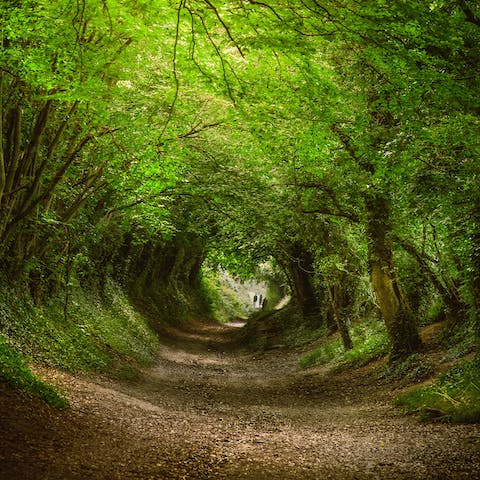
[301,207,359,222]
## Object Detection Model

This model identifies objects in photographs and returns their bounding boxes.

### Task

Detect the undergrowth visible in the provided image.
[0,337,68,408]
[396,359,480,423]
[299,318,390,369]
[241,305,326,350]
[282,317,327,348]
[0,277,158,404]
[379,353,435,383]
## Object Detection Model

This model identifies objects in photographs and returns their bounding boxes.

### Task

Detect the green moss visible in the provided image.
[299,338,343,368]
[396,359,480,423]
[0,337,69,408]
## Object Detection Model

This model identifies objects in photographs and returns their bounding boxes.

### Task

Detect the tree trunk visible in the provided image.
[0,71,5,202]
[287,242,320,318]
[330,285,353,350]
[4,106,23,198]
[470,205,480,345]
[365,193,422,359]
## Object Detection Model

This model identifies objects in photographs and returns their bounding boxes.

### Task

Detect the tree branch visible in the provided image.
[159,0,185,143]
[458,0,480,28]
[204,0,245,57]
[247,0,284,21]
[301,207,360,222]
[2,128,118,241]
[0,71,5,202]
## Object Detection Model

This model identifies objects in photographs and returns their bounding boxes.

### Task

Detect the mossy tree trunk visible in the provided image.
[365,193,422,360]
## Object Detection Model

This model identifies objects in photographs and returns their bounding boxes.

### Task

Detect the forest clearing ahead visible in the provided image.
[1,320,479,480]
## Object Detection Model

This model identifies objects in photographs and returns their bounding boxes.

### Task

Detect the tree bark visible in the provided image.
[1,128,116,245]
[0,71,5,201]
[287,242,320,318]
[21,100,53,177]
[470,205,480,345]
[330,285,353,350]
[365,192,422,359]
[4,105,23,198]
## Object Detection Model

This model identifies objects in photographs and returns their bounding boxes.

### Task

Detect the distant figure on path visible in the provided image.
[262,297,267,310]
[258,294,263,308]
[253,294,258,307]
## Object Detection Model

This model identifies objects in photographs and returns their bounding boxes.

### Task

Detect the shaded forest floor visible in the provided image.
[1,320,480,479]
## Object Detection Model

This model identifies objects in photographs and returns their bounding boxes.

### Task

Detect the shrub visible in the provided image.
[380,353,435,382]
[299,319,390,369]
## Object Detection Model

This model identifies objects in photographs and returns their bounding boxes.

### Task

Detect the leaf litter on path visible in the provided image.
[1,321,480,479]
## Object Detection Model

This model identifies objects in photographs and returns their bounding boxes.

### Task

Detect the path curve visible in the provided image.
[1,321,480,479]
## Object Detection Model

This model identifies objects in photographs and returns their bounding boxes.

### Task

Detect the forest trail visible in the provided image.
[1,320,480,480]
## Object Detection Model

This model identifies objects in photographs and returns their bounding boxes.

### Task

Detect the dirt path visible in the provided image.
[1,321,480,479]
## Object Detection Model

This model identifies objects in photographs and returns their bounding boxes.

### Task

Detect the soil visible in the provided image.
[1,320,480,480]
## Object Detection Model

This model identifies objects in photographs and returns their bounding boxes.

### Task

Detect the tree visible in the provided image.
[0,0,189,292]
[2,0,479,359]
